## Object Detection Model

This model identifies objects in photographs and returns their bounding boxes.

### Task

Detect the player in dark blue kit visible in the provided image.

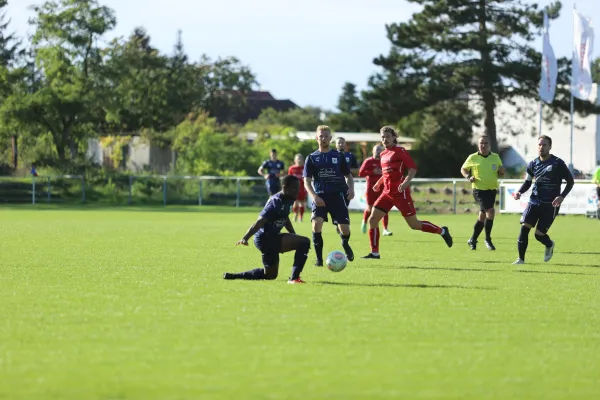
[335,137,359,175]
[223,175,310,284]
[304,125,355,266]
[511,135,574,264]
[258,149,285,196]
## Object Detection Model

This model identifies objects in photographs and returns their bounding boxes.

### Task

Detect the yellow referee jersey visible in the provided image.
[462,152,503,190]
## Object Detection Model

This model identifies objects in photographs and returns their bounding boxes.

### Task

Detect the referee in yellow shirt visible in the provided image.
[461,135,505,250]
[593,166,600,219]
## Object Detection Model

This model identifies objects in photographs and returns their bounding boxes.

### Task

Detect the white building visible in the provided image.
[470,84,600,175]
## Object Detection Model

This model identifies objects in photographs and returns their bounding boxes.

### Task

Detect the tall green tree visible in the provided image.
[592,58,600,83]
[328,82,378,132]
[364,0,596,152]
[1,0,116,166]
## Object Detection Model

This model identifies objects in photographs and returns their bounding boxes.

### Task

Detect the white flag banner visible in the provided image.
[539,11,558,103]
[571,9,595,100]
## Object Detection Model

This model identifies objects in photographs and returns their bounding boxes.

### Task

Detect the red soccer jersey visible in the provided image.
[288,165,306,194]
[358,156,383,189]
[380,146,417,195]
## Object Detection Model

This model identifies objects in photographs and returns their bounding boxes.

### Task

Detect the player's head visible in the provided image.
[478,135,491,155]
[373,145,384,159]
[315,125,332,150]
[270,149,277,160]
[380,126,398,148]
[281,174,300,199]
[294,153,304,166]
[538,135,552,158]
[335,137,346,152]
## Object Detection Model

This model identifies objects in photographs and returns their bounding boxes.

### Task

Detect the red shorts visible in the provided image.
[296,188,307,202]
[374,192,416,217]
[365,188,380,206]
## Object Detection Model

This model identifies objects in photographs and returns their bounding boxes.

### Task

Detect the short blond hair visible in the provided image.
[316,125,331,133]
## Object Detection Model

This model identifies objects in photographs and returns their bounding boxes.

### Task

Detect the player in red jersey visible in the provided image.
[358,145,392,236]
[362,126,453,259]
[288,154,307,222]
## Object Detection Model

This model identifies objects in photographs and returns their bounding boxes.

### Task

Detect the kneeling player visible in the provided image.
[223,175,310,284]
[362,126,453,259]
[511,135,573,264]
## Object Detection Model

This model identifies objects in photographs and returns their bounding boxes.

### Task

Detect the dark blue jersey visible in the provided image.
[343,152,359,169]
[524,155,574,205]
[260,160,284,184]
[303,150,350,195]
[257,192,293,237]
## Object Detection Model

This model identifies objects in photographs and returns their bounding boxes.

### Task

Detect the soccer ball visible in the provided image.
[326,250,347,272]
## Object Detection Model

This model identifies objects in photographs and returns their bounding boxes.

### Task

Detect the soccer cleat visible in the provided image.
[485,239,496,251]
[512,258,525,265]
[288,278,306,284]
[314,259,323,267]
[361,253,381,259]
[223,273,237,280]
[382,229,393,236]
[361,221,367,234]
[467,239,477,250]
[544,240,555,262]
[441,226,453,248]
[343,243,355,262]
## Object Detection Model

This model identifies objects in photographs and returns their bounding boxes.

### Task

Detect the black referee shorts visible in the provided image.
[472,189,497,212]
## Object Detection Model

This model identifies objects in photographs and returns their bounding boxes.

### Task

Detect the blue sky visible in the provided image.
[5,0,598,111]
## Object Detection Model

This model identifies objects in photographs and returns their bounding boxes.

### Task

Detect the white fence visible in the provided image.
[0,175,597,215]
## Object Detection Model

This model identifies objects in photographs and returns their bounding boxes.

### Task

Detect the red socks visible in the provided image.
[383,214,389,230]
[421,221,442,234]
[369,228,380,253]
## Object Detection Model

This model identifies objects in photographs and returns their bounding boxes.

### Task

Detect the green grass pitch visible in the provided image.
[1,206,599,399]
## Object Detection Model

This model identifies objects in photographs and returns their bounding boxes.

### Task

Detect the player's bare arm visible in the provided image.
[237,216,268,245]
[257,166,267,179]
[399,168,417,191]
[461,167,475,183]
[284,217,296,234]
[345,174,355,200]
[304,177,325,206]
[498,166,506,177]
[373,176,384,192]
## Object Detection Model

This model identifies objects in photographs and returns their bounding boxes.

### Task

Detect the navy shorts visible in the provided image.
[254,233,283,268]
[520,203,560,234]
[311,192,350,225]
[266,180,281,196]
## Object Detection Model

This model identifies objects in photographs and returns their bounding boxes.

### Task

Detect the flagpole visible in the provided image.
[539,102,543,135]
[569,4,576,172]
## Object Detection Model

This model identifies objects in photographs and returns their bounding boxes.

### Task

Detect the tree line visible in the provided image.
[0,0,597,178]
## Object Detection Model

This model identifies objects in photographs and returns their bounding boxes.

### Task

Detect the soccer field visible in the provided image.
[1,206,599,399]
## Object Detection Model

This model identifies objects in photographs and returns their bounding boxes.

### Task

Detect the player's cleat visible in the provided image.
[314,259,323,267]
[361,252,381,259]
[361,221,367,234]
[343,243,354,262]
[382,229,393,236]
[288,278,306,284]
[485,239,496,251]
[467,239,477,250]
[544,240,555,262]
[441,226,453,248]
[512,258,525,265]
[223,273,237,280]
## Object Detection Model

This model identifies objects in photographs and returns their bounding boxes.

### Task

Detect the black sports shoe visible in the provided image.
[467,239,477,250]
[361,253,381,259]
[441,226,453,248]
[314,259,323,267]
[343,243,354,262]
[485,239,496,251]
[223,273,236,280]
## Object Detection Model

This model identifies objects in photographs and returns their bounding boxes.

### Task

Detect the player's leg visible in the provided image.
[483,190,497,250]
[293,200,299,222]
[362,195,392,259]
[362,204,371,234]
[468,190,486,250]
[382,212,392,236]
[280,233,311,283]
[223,237,280,280]
[514,204,539,264]
[299,199,306,222]
[311,199,327,266]
[331,193,353,261]
[534,204,559,262]
[399,194,452,247]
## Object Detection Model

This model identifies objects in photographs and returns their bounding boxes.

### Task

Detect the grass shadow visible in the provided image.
[315,280,496,290]
[361,264,502,273]
[514,269,595,276]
